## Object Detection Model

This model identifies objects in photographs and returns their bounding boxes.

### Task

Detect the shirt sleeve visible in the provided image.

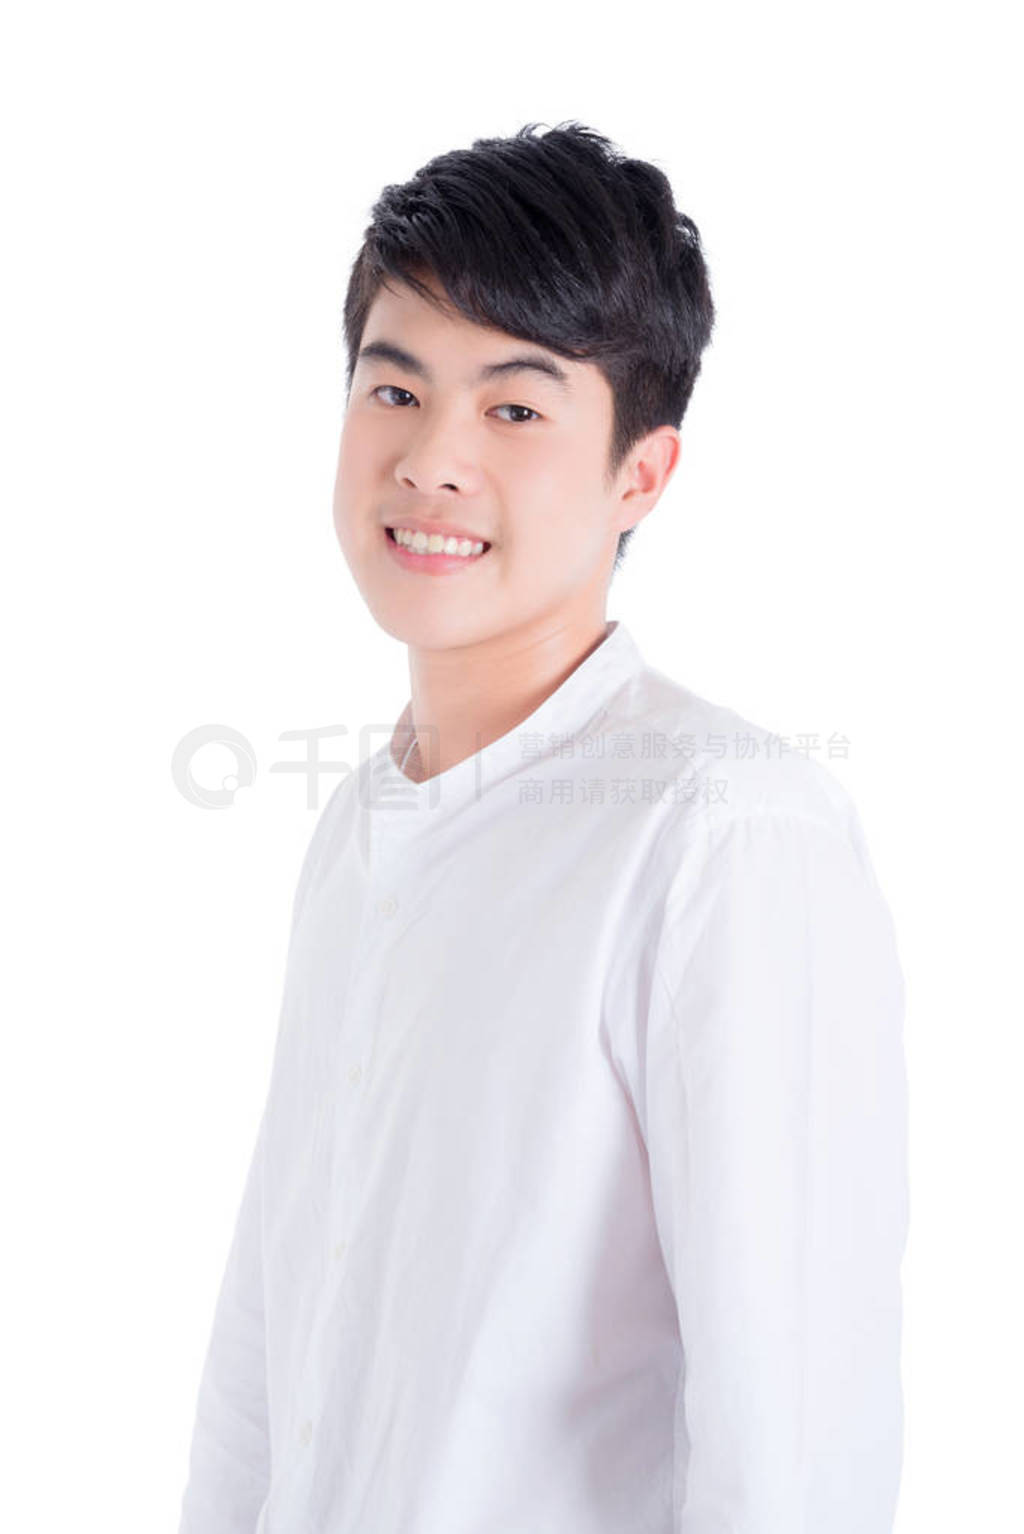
[176,776,350,1531]
[643,809,909,1534]
[177,1107,270,1534]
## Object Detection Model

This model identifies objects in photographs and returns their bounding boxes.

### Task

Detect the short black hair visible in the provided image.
[342,120,715,575]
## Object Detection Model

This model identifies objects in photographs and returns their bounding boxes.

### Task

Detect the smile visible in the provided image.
[384,526,492,575]
[387,526,490,557]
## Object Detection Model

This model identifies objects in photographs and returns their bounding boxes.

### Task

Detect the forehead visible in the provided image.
[357,276,597,396]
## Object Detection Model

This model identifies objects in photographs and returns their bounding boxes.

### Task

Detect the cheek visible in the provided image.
[514,464,605,552]
[517,433,600,509]
[333,425,377,525]
[499,448,575,531]
[335,421,370,489]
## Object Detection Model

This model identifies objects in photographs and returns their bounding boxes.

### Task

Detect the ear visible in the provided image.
[612,426,682,535]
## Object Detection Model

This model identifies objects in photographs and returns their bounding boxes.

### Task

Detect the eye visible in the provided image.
[492,403,541,424]
[372,385,417,407]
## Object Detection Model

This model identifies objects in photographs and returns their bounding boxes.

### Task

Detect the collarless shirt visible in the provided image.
[177,618,909,1534]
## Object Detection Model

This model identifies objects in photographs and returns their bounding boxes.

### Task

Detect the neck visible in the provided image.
[392,609,611,783]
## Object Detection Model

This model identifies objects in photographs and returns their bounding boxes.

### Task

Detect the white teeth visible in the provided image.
[391,527,486,558]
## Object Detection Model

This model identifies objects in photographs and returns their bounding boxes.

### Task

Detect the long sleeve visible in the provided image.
[176,777,348,1532]
[643,809,909,1533]
[177,1107,271,1533]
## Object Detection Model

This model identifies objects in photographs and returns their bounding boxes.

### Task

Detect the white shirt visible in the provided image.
[177,618,909,1534]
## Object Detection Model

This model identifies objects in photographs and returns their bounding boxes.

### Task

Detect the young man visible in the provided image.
[178,123,909,1533]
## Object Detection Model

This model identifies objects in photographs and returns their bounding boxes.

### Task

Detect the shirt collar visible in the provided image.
[360,618,647,827]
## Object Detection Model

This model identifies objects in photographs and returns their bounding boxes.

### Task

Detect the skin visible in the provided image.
[332,269,680,782]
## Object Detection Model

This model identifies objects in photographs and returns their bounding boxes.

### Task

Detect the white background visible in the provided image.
[2,3,1020,1528]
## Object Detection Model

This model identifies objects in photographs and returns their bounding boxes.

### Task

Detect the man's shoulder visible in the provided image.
[618,662,864,848]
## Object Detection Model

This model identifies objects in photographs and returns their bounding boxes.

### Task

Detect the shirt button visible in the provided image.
[298,1418,313,1446]
[348,1063,363,1086]
[333,1238,348,1262]
[377,894,399,918]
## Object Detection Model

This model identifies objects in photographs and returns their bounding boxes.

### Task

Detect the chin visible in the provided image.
[369,600,499,652]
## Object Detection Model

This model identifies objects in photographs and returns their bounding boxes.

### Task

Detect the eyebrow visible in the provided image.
[356,339,573,392]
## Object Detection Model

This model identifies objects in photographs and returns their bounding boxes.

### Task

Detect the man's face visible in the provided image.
[332,272,651,651]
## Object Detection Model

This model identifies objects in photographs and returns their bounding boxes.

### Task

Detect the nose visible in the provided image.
[399,472,458,493]
[392,409,477,496]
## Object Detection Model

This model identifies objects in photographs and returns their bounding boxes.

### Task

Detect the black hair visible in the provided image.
[342,120,715,574]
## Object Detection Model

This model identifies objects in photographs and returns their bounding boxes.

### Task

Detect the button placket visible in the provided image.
[342,869,408,1094]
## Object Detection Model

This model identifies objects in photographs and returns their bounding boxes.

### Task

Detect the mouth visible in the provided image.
[384,526,493,571]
